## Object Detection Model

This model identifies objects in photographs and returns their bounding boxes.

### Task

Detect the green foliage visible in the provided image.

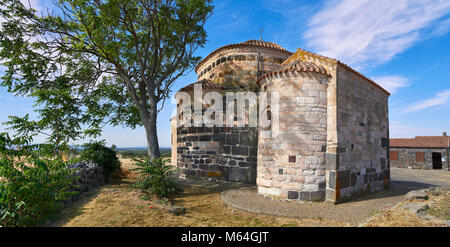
[0,133,77,227]
[133,158,182,199]
[0,0,214,159]
[79,141,121,180]
[0,0,110,147]
[160,149,172,158]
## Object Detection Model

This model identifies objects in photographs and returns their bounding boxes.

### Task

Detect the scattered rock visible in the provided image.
[405,190,429,201]
[168,206,186,216]
[402,202,429,214]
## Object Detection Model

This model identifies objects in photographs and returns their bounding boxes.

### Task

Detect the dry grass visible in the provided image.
[49,158,344,227]
[427,193,450,221]
[363,190,450,227]
[363,208,445,227]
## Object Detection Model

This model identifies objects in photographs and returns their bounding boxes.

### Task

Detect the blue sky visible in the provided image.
[1,0,450,147]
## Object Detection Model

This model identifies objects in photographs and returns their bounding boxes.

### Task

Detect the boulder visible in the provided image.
[402,202,429,214]
[405,190,429,201]
[168,206,186,216]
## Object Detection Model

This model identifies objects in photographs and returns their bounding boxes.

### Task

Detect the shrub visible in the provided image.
[80,142,121,181]
[0,134,77,226]
[133,158,182,199]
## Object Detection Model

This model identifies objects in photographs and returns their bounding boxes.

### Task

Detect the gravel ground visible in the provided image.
[221,168,450,225]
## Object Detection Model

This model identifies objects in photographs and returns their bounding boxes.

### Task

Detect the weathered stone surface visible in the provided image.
[405,190,429,201]
[401,202,429,214]
[336,170,350,189]
[288,191,299,200]
[326,153,339,170]
[66,162,104,203]
[168,206,187,216]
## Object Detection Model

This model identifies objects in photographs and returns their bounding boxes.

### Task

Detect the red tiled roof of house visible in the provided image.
[195,40,292,73]
[390,136,450,148]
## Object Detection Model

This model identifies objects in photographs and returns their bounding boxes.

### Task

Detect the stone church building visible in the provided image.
[171,40,390,203]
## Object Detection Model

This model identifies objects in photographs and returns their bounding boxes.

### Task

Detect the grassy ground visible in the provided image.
[427,193,450,221]
[363,189,450,227]
[49,158,450,227]
[49,157,344,227]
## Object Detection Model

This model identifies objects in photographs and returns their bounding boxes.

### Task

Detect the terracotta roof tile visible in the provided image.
[242,40,289,51]
[390,136,450,148]
[195,40,292,73]
[290,48,390,96]
[257,60,330,86]
[179,79,225,92]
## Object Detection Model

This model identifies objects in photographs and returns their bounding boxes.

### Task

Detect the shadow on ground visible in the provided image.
[47,169,132,227]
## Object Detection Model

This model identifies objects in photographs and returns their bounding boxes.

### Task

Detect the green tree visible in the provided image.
[3,79,108,154]
[0,0,214,159]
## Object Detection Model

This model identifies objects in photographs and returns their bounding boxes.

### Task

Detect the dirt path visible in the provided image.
[222,188,403,225]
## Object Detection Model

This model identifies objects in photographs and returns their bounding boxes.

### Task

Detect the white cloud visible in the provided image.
[372,75,410,94]
[304,0,450,67]
[22,0,41,11]
[402,90,450,113]
[430,18,450,37]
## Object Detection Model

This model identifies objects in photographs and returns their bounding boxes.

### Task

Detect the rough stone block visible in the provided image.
[226,134,239,145]
[288,191,299,200]
[309,191,325,201]
[336,170,350,189]
[299,192,309,201]
[326,153,339,170]
[232,146,248,156]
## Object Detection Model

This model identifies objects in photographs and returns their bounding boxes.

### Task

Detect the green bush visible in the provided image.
[133,158,182,199]
[80,142,121,181]
[0,134,77,227]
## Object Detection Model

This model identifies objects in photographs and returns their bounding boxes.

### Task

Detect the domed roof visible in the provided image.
[179,79,225,92]
[241,40,291,53]
[195,40,292,73]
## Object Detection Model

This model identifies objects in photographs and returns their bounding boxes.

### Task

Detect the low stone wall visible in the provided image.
[66,162,104,202]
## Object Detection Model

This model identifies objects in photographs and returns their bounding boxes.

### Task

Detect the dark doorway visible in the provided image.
[432,152,442,169]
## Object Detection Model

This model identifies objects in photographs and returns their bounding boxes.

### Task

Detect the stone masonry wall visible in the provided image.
[175,90,258,184]
[177,125,258,184]
[66,162,104,203]
[257,72,330,201]
[171,117,178,167]
[390,147,449,170]
[174,45,290,183]
[326,63,390,202]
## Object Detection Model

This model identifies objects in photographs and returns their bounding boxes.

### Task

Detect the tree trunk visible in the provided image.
[139,94,161,160]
